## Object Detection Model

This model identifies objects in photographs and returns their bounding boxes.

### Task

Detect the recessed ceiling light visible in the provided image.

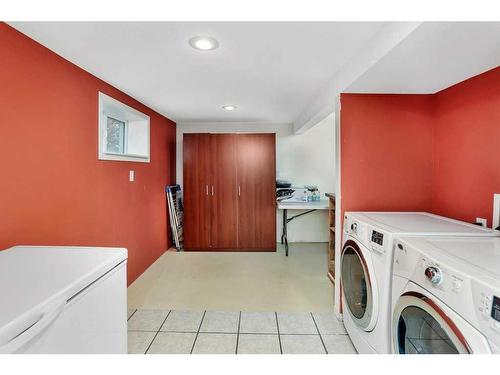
[222,105,237,111]
[189,36,219,51]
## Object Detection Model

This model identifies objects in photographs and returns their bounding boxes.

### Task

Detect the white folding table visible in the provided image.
[277,199,329,256]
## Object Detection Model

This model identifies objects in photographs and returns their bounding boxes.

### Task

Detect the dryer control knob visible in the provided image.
[351,223,358,232]
[425,266,442,285]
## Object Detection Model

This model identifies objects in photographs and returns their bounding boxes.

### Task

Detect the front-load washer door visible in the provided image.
[341,239,377,331]
[392,294,470,354]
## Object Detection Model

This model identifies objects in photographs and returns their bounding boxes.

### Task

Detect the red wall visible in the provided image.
[340,67,500,228]
[432,67,500,226]
[340,94,435,214]
[0,23,176,284]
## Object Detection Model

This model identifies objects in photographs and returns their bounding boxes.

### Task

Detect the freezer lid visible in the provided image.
[0,246,127,331]
[350,212,499,236]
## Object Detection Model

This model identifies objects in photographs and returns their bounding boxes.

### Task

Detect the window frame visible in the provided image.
[98,92,150,163]
[105,115,127,155]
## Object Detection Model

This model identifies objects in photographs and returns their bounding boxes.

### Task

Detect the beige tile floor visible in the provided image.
[127,309,356,354]
[128,242,334,312]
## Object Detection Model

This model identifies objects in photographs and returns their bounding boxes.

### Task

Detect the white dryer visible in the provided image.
[391,236,500,354]
[341,212,498,354]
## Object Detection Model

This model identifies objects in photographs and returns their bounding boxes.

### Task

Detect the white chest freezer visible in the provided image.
[0,246,127,354]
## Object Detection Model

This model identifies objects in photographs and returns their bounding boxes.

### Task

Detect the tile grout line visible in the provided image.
[129,310,342,354]
[235,311,242,354]
[127,309,137,321]
[190,310,206,354]
[310,312,328,354]
[275,312,283,355]
[144,310,171,354]
[129,329,321,336]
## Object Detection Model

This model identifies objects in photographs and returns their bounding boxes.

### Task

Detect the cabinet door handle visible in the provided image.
[238,186,241,196]
[206,185,209,195]
[211,186,214,196]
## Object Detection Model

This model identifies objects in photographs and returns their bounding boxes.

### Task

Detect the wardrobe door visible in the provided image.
[183,133,211,250]
[237,134,276,251]
[210,134,239,249]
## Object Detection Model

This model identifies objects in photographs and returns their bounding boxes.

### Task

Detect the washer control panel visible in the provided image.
[424,265,442,285]
[474,285,500,350]
[491,296,500,323]
[371,230,384,246]
[479,293,493,318]
[344,214,390,255]
[344,215,366,241]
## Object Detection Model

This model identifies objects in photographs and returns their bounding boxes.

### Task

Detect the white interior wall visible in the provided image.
[276,115,335,242]
[176,116,335,243]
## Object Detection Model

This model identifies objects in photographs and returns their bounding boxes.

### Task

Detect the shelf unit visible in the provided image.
[325,193,335,284]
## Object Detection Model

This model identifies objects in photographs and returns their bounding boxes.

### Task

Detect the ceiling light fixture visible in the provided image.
[189,36,219,51]
[222,105,237,111]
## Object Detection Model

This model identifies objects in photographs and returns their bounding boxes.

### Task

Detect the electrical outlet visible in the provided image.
[129,170,135,182]
[476,217,487,227]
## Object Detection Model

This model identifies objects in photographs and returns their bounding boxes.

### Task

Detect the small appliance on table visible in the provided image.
[0,246,127,354]
[276,179,294,201]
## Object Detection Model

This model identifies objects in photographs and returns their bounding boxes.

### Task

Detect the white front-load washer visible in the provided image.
[391,236,500,354]
[341,212,498,354]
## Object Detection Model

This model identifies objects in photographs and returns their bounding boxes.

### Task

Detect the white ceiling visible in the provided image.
[346,22,500,93]
[9,22,385,123]
[9,22,500,127]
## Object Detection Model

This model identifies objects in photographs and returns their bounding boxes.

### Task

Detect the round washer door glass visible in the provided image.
[394,298,469,354]
[341,242,373,329]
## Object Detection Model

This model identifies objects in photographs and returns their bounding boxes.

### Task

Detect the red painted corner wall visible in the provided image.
[432,67,500,226]
[340,94,435,215]
[340,67,500,228]
[0,23,176,284]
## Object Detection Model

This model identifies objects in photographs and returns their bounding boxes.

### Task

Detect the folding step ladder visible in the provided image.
[166,185,183,251]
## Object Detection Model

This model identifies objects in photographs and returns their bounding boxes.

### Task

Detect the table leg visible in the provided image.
[284,209,289,256]
[279,208,318,257]
[281,209,285,244]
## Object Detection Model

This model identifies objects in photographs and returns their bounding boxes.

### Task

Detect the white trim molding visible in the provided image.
[98,92,150,163]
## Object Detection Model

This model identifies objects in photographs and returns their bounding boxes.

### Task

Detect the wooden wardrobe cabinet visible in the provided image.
[182,133,211,250]
[183,133,276,251]
[210,134,238,249]
[236,134,276,250]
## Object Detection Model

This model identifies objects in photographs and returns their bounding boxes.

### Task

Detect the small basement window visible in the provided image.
[98,92,150,163]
